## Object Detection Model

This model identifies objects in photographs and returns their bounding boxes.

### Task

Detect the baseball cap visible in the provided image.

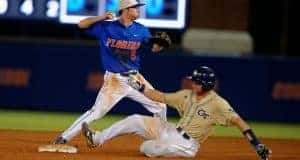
[119,0,145,10]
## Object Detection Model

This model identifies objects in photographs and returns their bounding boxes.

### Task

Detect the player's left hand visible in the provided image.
[255,144,271,160]
[150,32,171,53]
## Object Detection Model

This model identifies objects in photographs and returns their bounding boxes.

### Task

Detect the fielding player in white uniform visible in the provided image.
[81,66,271,160]
[53,0,169,144]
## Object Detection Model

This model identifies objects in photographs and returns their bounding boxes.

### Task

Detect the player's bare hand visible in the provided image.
[105,11,116,20]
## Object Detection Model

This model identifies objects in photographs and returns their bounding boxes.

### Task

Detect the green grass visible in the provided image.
[0,109,300,139]
[213,122,300,139]
[0,109,125,131]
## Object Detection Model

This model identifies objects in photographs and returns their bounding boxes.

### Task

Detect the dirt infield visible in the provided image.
[0,130,299,160]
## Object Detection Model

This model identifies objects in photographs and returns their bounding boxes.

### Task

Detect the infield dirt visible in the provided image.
[0,130,299,160]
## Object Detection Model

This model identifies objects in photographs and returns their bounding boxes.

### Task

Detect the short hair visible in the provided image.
[118,10,123,16]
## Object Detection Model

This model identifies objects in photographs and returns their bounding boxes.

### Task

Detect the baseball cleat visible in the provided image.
[53,136,67,144]
[81,122,97,149]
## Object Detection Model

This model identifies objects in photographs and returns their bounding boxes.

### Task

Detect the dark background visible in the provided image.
[1,0,300,123]
[0,0,299,56]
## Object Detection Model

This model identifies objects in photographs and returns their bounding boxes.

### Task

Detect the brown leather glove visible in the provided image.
[150,32,172,48]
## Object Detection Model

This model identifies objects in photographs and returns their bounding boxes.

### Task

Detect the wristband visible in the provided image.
[243,129,260,147]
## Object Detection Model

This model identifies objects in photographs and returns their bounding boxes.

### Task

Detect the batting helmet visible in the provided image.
[189,66,217,91]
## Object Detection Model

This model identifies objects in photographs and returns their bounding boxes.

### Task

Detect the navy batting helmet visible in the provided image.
[189,66,217,91]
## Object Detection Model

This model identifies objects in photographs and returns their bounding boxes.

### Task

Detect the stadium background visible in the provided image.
[1,0,300,122]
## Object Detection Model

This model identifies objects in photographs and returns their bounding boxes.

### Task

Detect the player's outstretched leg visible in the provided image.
[53,73,164,145]
[53,73,128,144]
[92,114,158,146]
[53,109,98,144]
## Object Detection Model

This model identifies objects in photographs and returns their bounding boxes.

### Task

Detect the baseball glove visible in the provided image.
[256,144,271,160]
[128,75,144,91]
[150,32,172,48]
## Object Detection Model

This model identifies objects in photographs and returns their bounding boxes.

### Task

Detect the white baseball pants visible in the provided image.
[93,114,199,158]
[60,71,167,141]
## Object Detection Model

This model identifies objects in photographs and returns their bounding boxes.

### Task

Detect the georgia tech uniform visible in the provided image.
[92,89,239,157]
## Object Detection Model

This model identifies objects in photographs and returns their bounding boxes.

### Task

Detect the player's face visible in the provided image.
[127,6,140,20]
[191,82,204,95]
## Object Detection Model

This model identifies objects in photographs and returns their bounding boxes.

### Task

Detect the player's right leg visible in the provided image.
[85,114,161,147]
[53,72,129,144]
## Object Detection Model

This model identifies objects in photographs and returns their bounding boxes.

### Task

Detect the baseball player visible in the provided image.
[53,0,171,144]
[81,66,271,159]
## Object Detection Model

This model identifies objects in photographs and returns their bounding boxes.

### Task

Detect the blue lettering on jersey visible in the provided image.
[85,20,151,73]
